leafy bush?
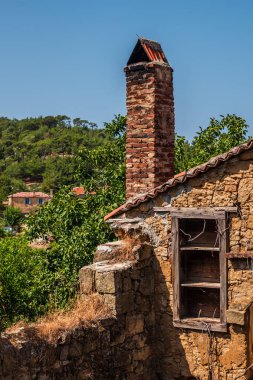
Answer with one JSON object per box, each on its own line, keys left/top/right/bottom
{"left": 3, "top": 206, "right": 24, "bottom": 230}
{"left": 0, "top": 238, "right": 53, "bottom": 329}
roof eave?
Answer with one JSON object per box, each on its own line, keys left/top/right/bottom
{"left": 104, "top": 138, "right": 253, "bottom": 221}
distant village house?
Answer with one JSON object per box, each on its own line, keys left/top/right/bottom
{"left": 6, "top": 192, "right": 52, "bottom": 214}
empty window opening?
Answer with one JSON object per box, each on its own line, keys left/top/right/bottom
{"left": 172, "top": 211, "right": 227, "bottom": 332}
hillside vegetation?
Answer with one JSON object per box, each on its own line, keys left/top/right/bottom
{"left": 0, "top": 115, "right": 108, "bottom": 201}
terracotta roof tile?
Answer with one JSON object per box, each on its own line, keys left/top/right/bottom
{"left": 8, "top": 192, "right": 51, "bottom": 198}
{"left": 72, "top": 187, "right": 85, "bottom": 196}
{"left": 127, "top": 37, "right": 168, "bottom": 65}
{"left": 140, "top": 38, "right": 168, "bottom": 63}
{"left": 104, "top": 139, "right": 253, "bottom": 221}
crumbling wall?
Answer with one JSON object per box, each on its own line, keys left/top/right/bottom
{"left": 79, "top": 239, "right": 156, "bottom": 379}
{"left": 0, "top": 240, "right": 157, "bottom": 380}
{"left": 118, "top": 152, "right": 253, "bottom": 379}
{"left": 0, "top": 320, "right": 117, "bottom": 380}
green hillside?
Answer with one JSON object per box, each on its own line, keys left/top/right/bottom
{"left": 0, "top": 115, "right": 108, "bottom": 201}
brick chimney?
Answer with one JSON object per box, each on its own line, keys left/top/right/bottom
{"left": 125, "top": 38, "right": 175, "bottom": 199}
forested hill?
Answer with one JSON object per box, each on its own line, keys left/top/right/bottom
{"left": 0, "top": 113, "right": 249, "bottom": 204}
{"left": 0, "top": 115, "right": 109, "bottom": 201}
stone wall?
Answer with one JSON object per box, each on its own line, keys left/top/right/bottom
{"left": 0, "top": 240, "right": 157, "bottom": 380}
{"left": 0, "top": 320, "right": 117, "bottom": 380}
{"left": 79, "top": 239, "right": 156, "bottom": 379}
{"left": 115, "top": 151, "right": 253, "bottom": 379}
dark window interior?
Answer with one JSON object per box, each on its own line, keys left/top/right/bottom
{"left": 178, "top": 218, "right": 221, "bottom": 321}
{"left": 181, "top": 251, "right": 220, "bottom": 283}
{"left": 181, "top": 288, "right": 220, "bottom": 319}
{"left": 179, "top": 219, "right": 218, "bottom": 248}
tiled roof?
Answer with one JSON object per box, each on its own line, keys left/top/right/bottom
{"left": 8, "top": 192, "right": 51, "bottom": 198}
{"left": 104, "top": 139, "right": 253, "bottom": 221}
{"left": 72, "top": 187, "right": 96, "bottom": 196}
{"left": 127, "top": 37, "right": 168, "bottom": 65}
{"left": 139, "top": 38, "right": 168, "bottom": 63}
{"left": 72, "top": 187, "right": 85, "bottom": 196}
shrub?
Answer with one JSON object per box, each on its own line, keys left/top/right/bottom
{"left": 0, "top": 237, "right": 53, "bottom": 329}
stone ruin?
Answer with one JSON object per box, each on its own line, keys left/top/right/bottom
{"left": 1, "top": 38, "right": 253, "bottom": 380}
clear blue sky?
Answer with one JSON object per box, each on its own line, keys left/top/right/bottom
{"left": 0, "top": 0, "right": 253, "bottom": 139}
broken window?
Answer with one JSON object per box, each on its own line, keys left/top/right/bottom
{"left": 172, "top": 209, "right": 227, "bottom": 332}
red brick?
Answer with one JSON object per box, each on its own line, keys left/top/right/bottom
{"left": 125, "top": 61, "right": 174, "bottom": 199}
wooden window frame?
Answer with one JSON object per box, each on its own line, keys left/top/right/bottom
{"left": 172, "top": 209, "right": 227, "bottom": 332}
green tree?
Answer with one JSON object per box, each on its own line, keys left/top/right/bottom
{"left": 3, "top": 206, "right": 24, "bottom": 230}
{"left": 175, "top": 114, "right": 250, "bottom": 173}
{"left": 0, "top": 237, "right": 53, "bottom": 329}
{"left": 26, "top": 188, "right": 115, "bottom": 307}
{"left": 0, "top": 115, "right": 107, "bottom": 197}
{"left": 26, "top": 115, "right": 127, "bottom": 308}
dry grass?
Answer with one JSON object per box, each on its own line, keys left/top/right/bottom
{"left": 6, "top": 293, "right": 112, "bottom": 343}
{"left": 111, "top": 236, "right": 139, "bottom": 262}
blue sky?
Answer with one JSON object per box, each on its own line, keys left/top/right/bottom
{"left": 0, "top": 0, "right": 253, "bottom": 139}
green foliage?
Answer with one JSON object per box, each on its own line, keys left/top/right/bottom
{"left": 175, "top": 114, "right": 250, "bottom": 173}
{"left": 0, "top": 237, "right": 53, "bottom": 329}
{"left": 0, "top": 115, "right": 108, "bottom": 198}
{"left": 76, "top": 114, "right": 126, "bottom": 198}
{"left": 23, "top": 115, "right": 126, "bottom": 316}
{"left": 3, "top": 206, "right": 24, "bottom": 229}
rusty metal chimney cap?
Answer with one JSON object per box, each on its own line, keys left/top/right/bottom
{"left": 127, "top": 37, "right": 169, "bottom": 66}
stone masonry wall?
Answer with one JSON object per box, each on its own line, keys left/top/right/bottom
{"left": 79, "top": 239, "right": 156, "bottom": 379}
{"left": 0, "top": 320, "right": 119, "bottom": 380}
{"left": 125, "top": 62, "right": 174, "bottom": 199}
{"left": 0, "top": 240, "right": 157, "bottom": 380}
{"left": 115, "top": 151, "right": 253, "bottom": 379}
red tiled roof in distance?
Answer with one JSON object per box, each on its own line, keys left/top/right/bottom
{"left": 127, "top": 37, "right": 168, "bottom": 65}
{"left": 72, "top": 187, "right": 85, "bottom": 196}
{"left": 104, "top": 139, "right": 253, "bottom": 221}
{"left": 72, "top": 187, "right": 97, "bottom": 196}
{"left": 8, "top": 192, "right": 51, "bottom": 199}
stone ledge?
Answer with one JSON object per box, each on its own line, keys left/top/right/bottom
{"left": 226, "top": 309, "right": 246, "bottom": 326}
{"left": 226, "top": 300, "right": 253, "bottom": 325}
{"left": 80, "top": 261, "right": 134, "bottom": 296}
{"left": 226, "top": 251, "right": 253, "bottom": 258}
{"left": 94, "top": 241, "right": 124, "bottom": 263}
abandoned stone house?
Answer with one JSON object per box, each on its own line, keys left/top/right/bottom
{"left": 80, "top": 38, "right": 253, "bottom": 379}
{"left": 1, "top": 38, "right": 253, "bottom": 380}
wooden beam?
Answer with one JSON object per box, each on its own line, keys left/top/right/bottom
{"left": 218, "top": 218, "right": 227, "bottom": 327}
{"left": 154, "top": 206, "right": 238, "bottom": 213}
{"left": 170, "top": 209, "right": 225, "bottom": 219}
{"left": 180, "top": 282, "right": 220, "bottom": 289}
{"left": 180, "top": 246, "right": 219, "bottom": 251}
{"left": 105, "top": 218, "right": 142, "bottom": 224}
{"left": 172, "top": 217, "right": 180, "bottom": 322}
{"left": 173, "top": 319, "right": 227, "bottom": 332}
